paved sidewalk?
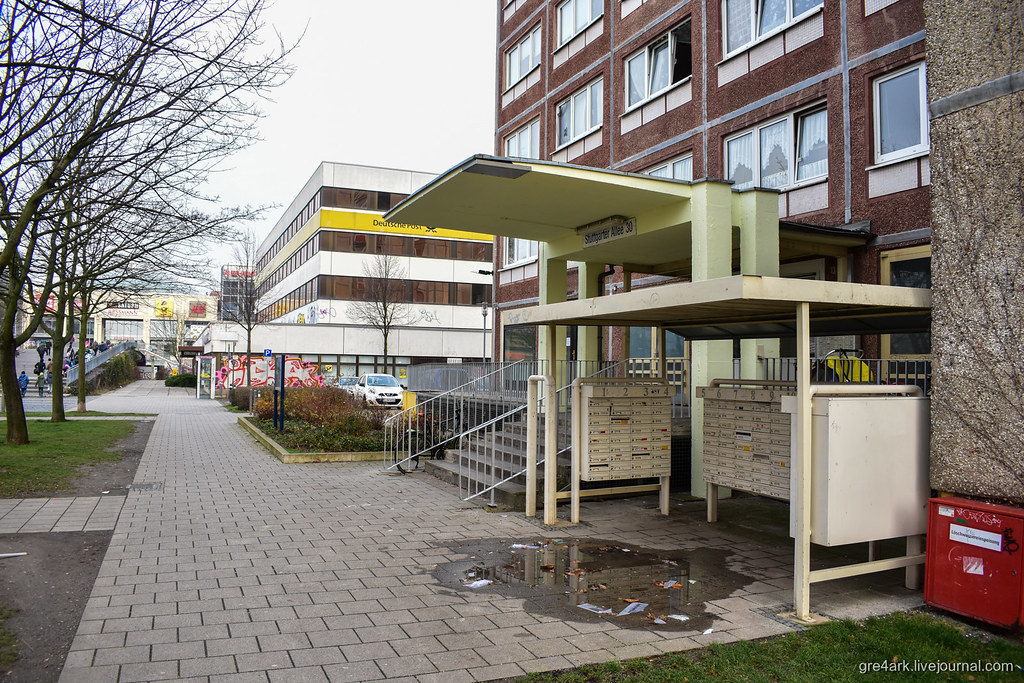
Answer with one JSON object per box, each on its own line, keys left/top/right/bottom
{"left": 56, "top": 380, "right": 922, "bottom": 682}
{"left": 0, "top": 496, "right": 126, "bottom": 533}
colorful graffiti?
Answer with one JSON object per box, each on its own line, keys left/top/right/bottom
{"left": 215, "top": 355, "right": 324, "bottom": 389}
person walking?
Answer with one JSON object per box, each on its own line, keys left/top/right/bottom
{"left": 18, "top": 371, "right": 29, "bottom": 397}
{"left": 35, "top": 371, "right": 46, "bottom": 397}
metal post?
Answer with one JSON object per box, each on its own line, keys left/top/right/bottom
{"left": 571, "top": 378, "right": 581, "bottom": 524}
{"left": 545, "top": 325, "right": 558, "bottom": 525}
{"left": 794, "top": 302, "right": 812, "bottom": 621}
{"left": 526, "top": 376, "right": 542, "bottom": 518}
{"left": 481, "top": 304, "right": 489, "bottom": 361}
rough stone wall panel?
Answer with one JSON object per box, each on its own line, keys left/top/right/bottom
{"left": 929, "top": 92, "right": 1024, "bottom": 503}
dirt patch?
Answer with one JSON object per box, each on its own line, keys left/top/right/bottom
{"left": 0, "top": 420, "right": 151, "bottom": 682}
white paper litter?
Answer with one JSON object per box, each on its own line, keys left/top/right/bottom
{"left": 578, "top": 603, "right": 613, "bottom": 614}
{"left": 703, "top": 628, "right": 713, "bottom": 635}
{"left": 464, "top": 579, "right": 492, "bottom": 588}
{"left": 688, "top": 579, "right": 696, "bottom": 584}
{"left": 617, "top": 601, "right": 648, "bottom": 616}
{"left": 653, "top": 618, "right": 666, "bottom": 624}
{"left": 667, "top": 614, "right": 690, "bottom": 622}
{"left": 662, "top": 580, "right": 677, "bottom": 588}
{"left": 510, "top": 544, "right": 541, "bottom": 549}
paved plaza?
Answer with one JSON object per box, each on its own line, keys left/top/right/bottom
{"left": 3, "top": 381, "right": 922, "bottom": 681}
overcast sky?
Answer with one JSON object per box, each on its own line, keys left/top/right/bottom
{"left": 202, "top": 0, "right": 498, "bottom": 284}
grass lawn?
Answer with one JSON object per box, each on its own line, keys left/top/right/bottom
{"left": 522, "top": 611, "right": 1024, "bottom": 681}
{"left": 0, "top": 606, "right": 16, "bottom": 668}
{"left": 0, "top": 419, "right": 137, "bottom": 497}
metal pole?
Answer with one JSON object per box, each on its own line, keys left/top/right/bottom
{"left": 481, "top": 304, "right": 488, "bottom": 361}
{"left": 571, "top": 378, "right": 581, "bottom": 524}
{"left": 526, "top": 376, "right": 541, "bottom": 518}
{"left": 794, "top": 302, "right": 812, "bottom": 621}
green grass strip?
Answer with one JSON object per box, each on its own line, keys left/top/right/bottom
{"left": 0, "top": 606, "right": 16, "bottom": 667}
{"left": 0, "top": 419, "right": 137, "bottom": 497}
{"left": 522, "top": 612, "right": 1024, "bottom": 682}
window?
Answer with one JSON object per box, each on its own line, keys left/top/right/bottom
{"left": 880, "top": 245, "right": 931, "bottom": 357}
{"left": 506, "top": 26, "right": 541, "bottom": 88}
{"left": 873, "top": 63, "right": 928, "bottom": 164}
{"left": 556, "top": 79, "right": 603, "bottom": 146}
{"left": 505, "top": 119, "right": 541, "bottom": 159}
{"left": 626, "top": 21, "right": 692, "bottom": 109}
{"left": 647, "top": 154, "right": 693, "bottom": 181}
{"left": 557, "top": 0, "right": 603, "bottom": 46}
{"left": 723, "top": 0, "right": 823, "bottom": 55}
{"left": 725, "top": 106, "right": 827, "bottom": 190}
{"left": 504, "top": 238, "right": 538, "bottom": 267}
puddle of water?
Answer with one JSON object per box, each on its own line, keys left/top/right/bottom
{"left": 433, "top": 538, "right": 751, "bottom": 630}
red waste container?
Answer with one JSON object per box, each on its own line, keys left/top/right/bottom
{"left": 925, "top": 496, "right": 1024, "bottom": 628}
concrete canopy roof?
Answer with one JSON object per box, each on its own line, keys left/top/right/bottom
{"left": 386, "top": 155, "right": 693, "bottom": 267}
{"left": 385, "top": 155, "right": 869, "bottom": 271}
{"left": 501, "top": 275, "right": 932, "bottom": 340}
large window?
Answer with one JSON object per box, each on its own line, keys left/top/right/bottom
{"left": 149, "top": 320, "right": 178, "bottom": 339}
{"left": 725, "top": 106, "right": 827, "bottom": 190}
{"left": 723, "top": 0, "right": 823, "bottom": 56}
{"left": 506, "top": 26, "right": 541, "bottom": 88}
{"left": 873, "top": 63, "right": 928, "bottom": 164}
{"left": 558, "top": 0, "right": 603, "bottom": 46}
{"left": 103, "top": 319, "right": 143, "bottom": 341}
{"left": 505, "top": 120, "right": 541, "bottom": 159}
{"left": 880, "top": 245, "right": 931, "bottom": 356}
{"left": 647, "top": 154, "right": 693, "bottom": 181}
{"left": 626, "top": 21, "right": 692, "bottom": 109}
{"left": 504, "top": 238, "right": 538, "bottom": 267}
{"left": 556, "top": 79, "right": 603, "bottom": 147}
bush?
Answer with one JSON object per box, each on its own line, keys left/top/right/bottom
{"left": 228, "top": 387, "right": 253, "bottom": 411}
{"left": 250, "top": 386, "right": 389, "bottom": 452}
{"left": 164, "top": 373, "right": 196, "bottom": 388}
{"left": 85, "top": 351, "right": 140, "bottom": 393}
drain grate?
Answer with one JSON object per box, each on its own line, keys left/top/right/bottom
{"left": 127, "top": 482, "right": 164, "bottom": 492}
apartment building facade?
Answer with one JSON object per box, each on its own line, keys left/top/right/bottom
{"left": 495, "top": 0, "right": 930, "bottom": 360}
{"left": 251, "top": 162, "right": 494, "bottom": 383}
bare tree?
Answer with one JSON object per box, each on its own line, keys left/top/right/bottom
{"left": 0, "top": 1, "right": 293, "bottom": 443}
{"left": 221, "top": 229, "right": 267, "bottom": 389}
{"left": 348, "top": 253, "right": 418, "bottom": 372}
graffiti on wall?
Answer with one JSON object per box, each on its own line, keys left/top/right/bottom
{"left": 215, "top": 355, "right": 324, "bottom": 389}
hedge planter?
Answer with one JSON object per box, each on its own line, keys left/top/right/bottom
{"left": 238, "top": 416, "right": 386, "bottom": 464}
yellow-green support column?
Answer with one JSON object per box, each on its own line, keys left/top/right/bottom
{"left": 736, "top": 189, "right": 781, "bottom": 379}
{"left": 690, "top": 181, "right": 734, "bottom": 498}
{"left": 577, "top": 262, "right": 603, "bottom": 368}
{"left": 538, "top": 249, "right": 568, "bottom": 379}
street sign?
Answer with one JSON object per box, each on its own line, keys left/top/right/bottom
{"left": 263, "top": 348, "right": 272, "bottom": 358}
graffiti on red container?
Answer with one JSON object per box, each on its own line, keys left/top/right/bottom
{"left": 215, "top": 355, "right": 323, "bottom": 389}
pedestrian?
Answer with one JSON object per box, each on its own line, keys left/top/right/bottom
{"left": 36, "top": 342, "right": 45, "bottom": 363}
{"left": 35, "top": 371, "right": 45, "bottom": 397}
{"left": 18, "top": 371, "right": 29, "bottom": 397}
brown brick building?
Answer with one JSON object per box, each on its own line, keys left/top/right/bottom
{"left": 494, "top": 0, "right": 931, "bottom": 361}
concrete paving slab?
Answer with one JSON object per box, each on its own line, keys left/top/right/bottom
{"left": 50, "top": 380, "right": 924, "bottom": 682}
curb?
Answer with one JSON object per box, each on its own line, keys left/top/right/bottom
{"left": 237, "top": 416, "right": 385, "bottom": 464}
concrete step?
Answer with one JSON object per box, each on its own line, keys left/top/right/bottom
{"left": 423, "top": 458, "right": 530, "bottom": 510}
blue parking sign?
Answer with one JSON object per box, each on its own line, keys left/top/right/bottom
{"left": 263, "top": 348, "right": 272, "bottom": 358}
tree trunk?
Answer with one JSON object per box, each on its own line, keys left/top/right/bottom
{"left": 0, "top": 336, "right": 30, "bottom": 444}
{"left": 76, "top": 310, "right": 89, "bottom": 412}
{"left": 50, "top": 346, "right": 67, "bottom": 421}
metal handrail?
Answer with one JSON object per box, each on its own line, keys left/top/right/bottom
{"left": 384, "top": 361, "right": 530, "bottom": 472}
{"left": 63, "top": 341, "right": 138, "bottom": 385}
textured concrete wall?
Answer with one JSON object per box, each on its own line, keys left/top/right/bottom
{"left": 926, "top": 1, "right": 1024, "bottom": 502}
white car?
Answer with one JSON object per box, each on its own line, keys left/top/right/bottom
{"left": 353, "top": 373, "right": 404, "bottom": 408}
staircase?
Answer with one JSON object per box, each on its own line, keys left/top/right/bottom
{"left": 423, "top": 412, "right": 572, "bottom": 509}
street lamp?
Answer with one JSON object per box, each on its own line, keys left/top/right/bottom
{"left": 481, "top": 303, "right": 489, "bottom": 362}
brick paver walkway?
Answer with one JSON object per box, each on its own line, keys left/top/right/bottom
{"left": 54, "top": 380, "right": 921, "bottom": 682}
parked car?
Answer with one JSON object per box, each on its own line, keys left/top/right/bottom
{"left": 353, "top": 373, "right": 403, "bottom": 408}
{"left": 336, "top": 376, "right": 359, "bottom": 394}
